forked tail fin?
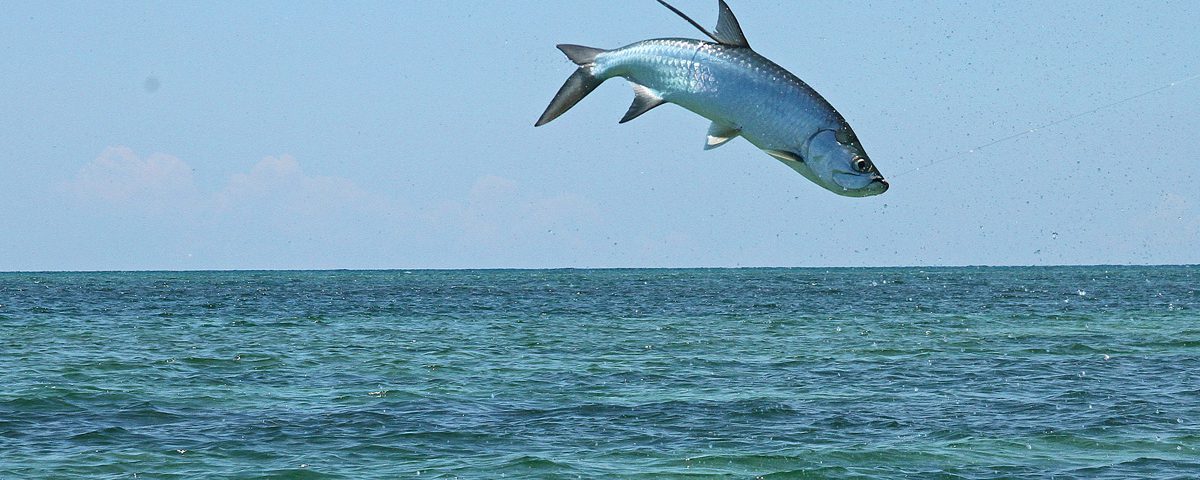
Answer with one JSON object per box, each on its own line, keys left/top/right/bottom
{"left": 535, "top": 44, "right": 609, "bottom": 126}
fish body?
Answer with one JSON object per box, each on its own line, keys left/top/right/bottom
{"left": 536, "top": 1, "right": 887, "bottom": 197}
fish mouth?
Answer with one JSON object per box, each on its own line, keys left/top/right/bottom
{"left": 873, "top": 177, "right": 889, "bottom": 194}
{"left": 833, "top": 173, "right": 889, "bottom": 197}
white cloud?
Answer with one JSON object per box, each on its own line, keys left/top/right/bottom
{"left": 214, "top": 154, "right": 382, "bottom": 217}
{"left": 64, "top": 146, "right": 200, "bottom": 213}
{"left": 54, "top": 147, "right": 617, "bottom": 268}
{"left": 65, "top": 148, "right": 389, "bottom": 221}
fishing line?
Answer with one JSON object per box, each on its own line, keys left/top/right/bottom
{"left": 891, "top": 72, "right": 1200, "bottom": 179}
{"left": 654, "top": 0, "right": 722, "bottom": 44}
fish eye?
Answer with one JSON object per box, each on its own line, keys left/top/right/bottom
{"left": 852, "top": 157, "right": 871, "bottom": 173}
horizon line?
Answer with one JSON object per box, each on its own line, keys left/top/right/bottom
{"left": 2, "top": 263, "right": 1197, "bottom": 274}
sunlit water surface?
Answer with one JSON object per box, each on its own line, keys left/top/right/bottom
{"left": 1, "top": 267, "right": 1197, "bottom": 478}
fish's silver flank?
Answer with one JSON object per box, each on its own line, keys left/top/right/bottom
{"left": 536, "top": 0, "right": 887, "bottom": 197}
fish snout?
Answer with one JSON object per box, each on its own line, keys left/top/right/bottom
{"left": 872, "top": 175, "right": 889, "bottom": 193}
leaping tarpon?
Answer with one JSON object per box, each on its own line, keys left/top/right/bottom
{"left": 535, "top": 0, "right": 888, "bottom": 197}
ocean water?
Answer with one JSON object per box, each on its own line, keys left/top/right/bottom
{"left": 0, "top": 267, "right": 1197, "bottom": 479}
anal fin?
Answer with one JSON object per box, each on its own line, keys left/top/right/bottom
{"left": 619, "top": 84, "right": 666, "bottom": 124}
{"left": 705, "top": 121, "right": 740, "bottom": 150}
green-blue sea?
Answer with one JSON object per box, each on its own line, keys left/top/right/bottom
{"left": 1, "top": 267, "right": 1197, "bottom": 479}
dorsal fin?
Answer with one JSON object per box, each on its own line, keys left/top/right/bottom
{"left": 713, "top": 0, "right": 749, "bottom": 48}
{"left": 656, "top": 0, "right": 750, "bottom": 48}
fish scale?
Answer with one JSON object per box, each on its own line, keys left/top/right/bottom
{"left": 597, "top": 38, "right": 832, "bottom": 146}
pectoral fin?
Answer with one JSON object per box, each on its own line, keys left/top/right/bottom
{"left": 619, "top": 84, "right": 666, "bottom": 124}
{"left": 764, "top": 148, "right": 805, "bottom": 164}
{"left": 705, "top": 122, "right": 740, "bottom": 150}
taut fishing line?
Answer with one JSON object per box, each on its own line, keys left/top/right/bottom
{"left": 891, "top": 72, "right": 1200, "bottom": 179}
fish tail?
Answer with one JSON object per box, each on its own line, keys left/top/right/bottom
{"left": 535, "top": 44, "right": 609, "bottom": 126}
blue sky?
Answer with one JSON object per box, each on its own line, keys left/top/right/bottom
{"left": 2, "top": 1, "right": 1197, "bottom": 270}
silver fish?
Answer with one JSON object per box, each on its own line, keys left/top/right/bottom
{"left": 536, "top": 0, "right": 887, "bottom": 197}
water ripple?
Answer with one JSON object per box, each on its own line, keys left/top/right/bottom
{"left": 1, "top": 267, "right": 1197, "bottom": 478}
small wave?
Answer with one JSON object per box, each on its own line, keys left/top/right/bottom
{"left": 68, "top": 425, "right": 145, "bottom": 444}
{"left": 1, "top": 394, "right": 88, "bottom": 413}
{"left": 113, "top": 401, "right": 186, "bottom": 426}
{"left": 1066, "top": 457, "right": 1200, "bottom": 477}
{"left": 496, "top": 454, "right": 575, "bottom": 470}
{"left": 254, "top": 467, "right": 346, "bottom": 480}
